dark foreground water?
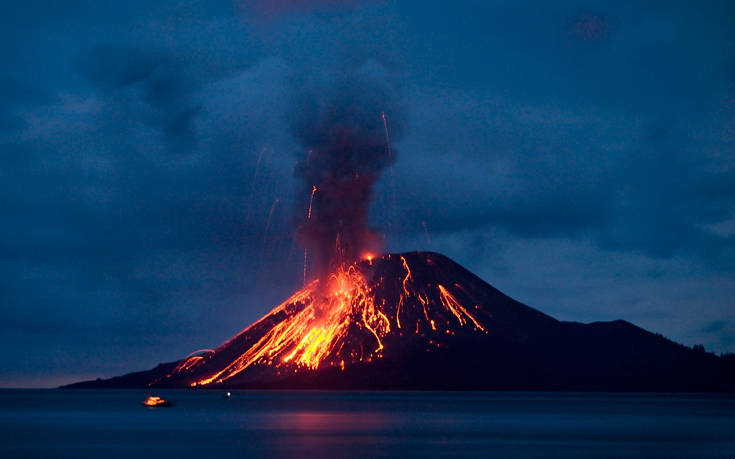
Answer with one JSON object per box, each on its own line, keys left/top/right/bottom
{"left": 1, "top": 390, "right": 734, "bottom": 458}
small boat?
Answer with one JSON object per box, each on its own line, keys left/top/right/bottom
{"left": 142, "top": 396, "right": 172, "bottom": 407}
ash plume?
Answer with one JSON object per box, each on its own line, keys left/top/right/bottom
{"left": 291, "top": 66, "right": 404, "bottom": 275}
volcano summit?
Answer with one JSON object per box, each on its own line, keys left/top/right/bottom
{"left": 68, "top": 251, "right": 735, "bottom": 391}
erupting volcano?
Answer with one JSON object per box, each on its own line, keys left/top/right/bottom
{"left": 148, "top": 251, "right": 490, "bottom": 388}
{"left": 66, "top": 73, "right": 735, "bottom": 392}
{"left": 69, "top": 251, "right": 735, "bottom": 391}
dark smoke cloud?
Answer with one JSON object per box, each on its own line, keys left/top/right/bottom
{"left": 290, "top": 64, "right": 404, "bottom": 274}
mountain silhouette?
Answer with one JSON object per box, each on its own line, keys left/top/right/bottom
{"left": 65, "top": 252, "right": 735, "bottom": 391}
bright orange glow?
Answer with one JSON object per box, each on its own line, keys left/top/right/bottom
{"left": 437, "top": 284, "right": 485, "bottom": 331}
{"left": 394, "top": 256, "right": 413, "bottom": 329}
{"left": 174, "top": 355, "right": 203, "bottom": 372}
{"left": 142, "top": 396, "right": 168, "bottom": 407}
{"left": 179, "top": 254, "right": 491, "bottom": 388}
{"left": 194, "top": 265, "right": 390, "bottom": 386}
{"left": 307, "top": 185, "right": 317, "bottom": 220}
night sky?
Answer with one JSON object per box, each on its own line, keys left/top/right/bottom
{"left": 2, "top": 1, "right": 734, "bottom": 388}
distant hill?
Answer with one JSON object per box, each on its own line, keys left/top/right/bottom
{"left": 65, "top": 252, "right": 735, "bottom": 391}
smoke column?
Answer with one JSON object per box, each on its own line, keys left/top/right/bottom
{"left": 290, "top": 68, "right": 403, "bottom": 275}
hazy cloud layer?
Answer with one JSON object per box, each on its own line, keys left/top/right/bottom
{"left": 1, "top": 0, "right": 734, "bottom": 386}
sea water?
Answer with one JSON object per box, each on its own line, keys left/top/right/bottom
{"left": 1, "top": 389, "right": 734, "bottom": 458}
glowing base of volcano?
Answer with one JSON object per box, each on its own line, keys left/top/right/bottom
{"left": 158, "top": 252, "right": 488, "bottom": 388}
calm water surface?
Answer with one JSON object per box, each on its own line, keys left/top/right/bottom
{"left": 1, "top": 389, "right": 734, "bottom": 458}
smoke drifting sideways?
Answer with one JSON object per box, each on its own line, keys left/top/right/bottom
{"left": 290, "top": 69, "right": 404, "bottom": 277}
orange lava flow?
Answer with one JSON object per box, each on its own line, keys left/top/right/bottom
{"left": 174, "top": 355, "right": 203, "bottom": 372}
{"left": 437, "top": 284, "right": 485, "bottom": 331}
{"left": 395, "top": 256, "right": 413, "bottom": 329}
{"left": 194, "top": 265, "right": 389, "bottom": 386}
{"left": 184, "top": 256, "right": 491, "bottom": 388}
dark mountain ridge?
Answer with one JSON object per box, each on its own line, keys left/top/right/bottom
{"left": 65, "top": 252, "right": 735, "bottom": 391}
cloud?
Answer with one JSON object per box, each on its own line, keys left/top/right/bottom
{"left": 703, "top": 321, "right": 727, "bottom": 334}
{"left": 0, "top": 50, "right": 302, "bottom": 385}
{"left": 74, "top": 44, "right": 201, "bottom": 152}
{"left": 388, "top": 90, "right": 616, "bottom": 241}
{"left": 0, "top": 75, "right": 54, "bottom": 134}
{"left": 2, "top": 0, "right": 735, "bottom": 386}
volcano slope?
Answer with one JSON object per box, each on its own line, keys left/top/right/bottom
{"left": 67, "top": 252, "right": 735, "bottom": 391}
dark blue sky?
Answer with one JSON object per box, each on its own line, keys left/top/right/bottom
{"left": 2, "top": 0, "right": 734, "bottom": 387}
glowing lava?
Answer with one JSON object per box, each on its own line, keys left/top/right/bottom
{"left": 158, "top": 252, "right": 491, "bottom": 388}
{"left": 190, "top": 265, "right": 388, "bottom": 386}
